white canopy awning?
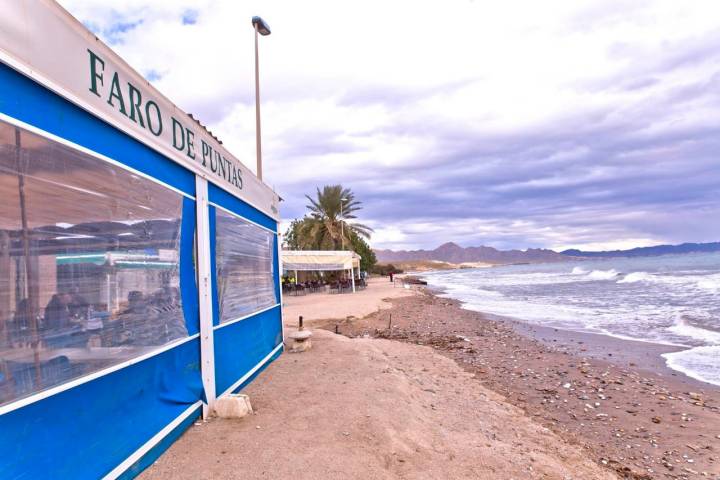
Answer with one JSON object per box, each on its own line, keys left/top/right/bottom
{"left": 282, "top": 250, "right": 361, "bottom": 272}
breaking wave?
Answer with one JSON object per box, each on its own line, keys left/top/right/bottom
{"left": 421, "top": 251, "right": 720, "bottom": 387}
{"left": 668, "top": 315, "right": 720, "bottom": 344}
{"left": 586, "top": 269, "right": 619, "bottom": 280}
{"left": 696, "top": 276, "right": 720, "bottom": 293}
{"left": 617, "top": 271, "right": 652, "bottom": 284}
{"left": 663, "top": 346, "right": 720, "bottom": 386}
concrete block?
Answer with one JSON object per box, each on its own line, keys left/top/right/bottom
{"left": 214, "top": 393, "right": 253, "bottom": 419}
{"left": 286, "top": 337, "right": 312, "bottom": 352}
{"left": 285, "top": 329, "right": 313, "bottom": 353}
{"left": 288, "top": 330, "right": 312, "bottom": 341}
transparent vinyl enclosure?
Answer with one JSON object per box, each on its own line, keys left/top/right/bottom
{"left": 215, "top": 209, "right": 277, "bottom": 324}
{"left": 0, "top": 121, "right": 187, "bottom": 406}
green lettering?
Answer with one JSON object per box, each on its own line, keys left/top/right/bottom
{"left": 219, "top": 155, "right": 227, "bottom": 179}
{"left": 185, "top": 128, "right": 196, "bottom": 159}
{"left": 88, "top": 49, "right": 105, "bottom": 97}
{"left": 201, "top": 140, "right": 211, "bottom": 167}
{"left": 225, "top": 159, "right": 233, "bottom": 182}
{"left": 127, "top": 83, "right": 145, "bottom": 127}
{"left": 171, "top": 117, "right": 185, "bottom": 151}
{"left": 145, "top": 101, "right": 162, "bottom": 136}
{"left": 107, "top": 72, "right": 127, "bottom": 115}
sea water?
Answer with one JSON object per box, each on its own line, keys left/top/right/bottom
{"left": 420, "top": 252, "right": 720, "bottom": 386}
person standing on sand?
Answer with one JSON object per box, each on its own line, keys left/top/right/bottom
{"left": 389, "top": 272, "right": 394, "bottom": 282}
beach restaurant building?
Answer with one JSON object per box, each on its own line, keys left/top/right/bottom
{"left": 0, "top": 2, "right": 283, "bottom": 478}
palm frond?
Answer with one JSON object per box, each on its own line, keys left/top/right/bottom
{"left": 293, "top": 184, "right": 372, "bottom": 250}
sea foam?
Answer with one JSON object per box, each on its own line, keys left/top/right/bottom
{"left": 586, "top": 269, "right": 619, "bottom": 280}
{"left": 421, "top": 252, "right": 720, "bottom": 387}
{"left": 696, "top": 275, "right": 720, "bottom": 293}
{"left": 617, "top": 271, "right": 652, "bottom": 284}
{"left": 668, "top": 316, "right": 720, "bottom": 344}
{"left": 663, "top": 346, "right": 720, "bottom": 386}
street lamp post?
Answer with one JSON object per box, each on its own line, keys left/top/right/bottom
{"left": 252, "top": 16, "right": 271, "bottom": 181}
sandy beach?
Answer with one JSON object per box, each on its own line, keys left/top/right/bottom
{"left": 326, "top": 283, "right": 720, "bottom": 479}
{"left": 137, "top": 277, "right": 720, "bottom": 480}
{"left": 140, "top": 277, "right": 622, "bottom": 479}
{"left": 282, "top": 277, "right": 416, "bottom": 326}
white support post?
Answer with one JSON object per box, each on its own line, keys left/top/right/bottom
{"left": 351, "top": 267, "right": 356, "bottom": 293}
{"left": 277, "top": 232, "right": 285, "bottom": 346}
{"left": 195, "top": 177, "right": 216, "bottom": 419}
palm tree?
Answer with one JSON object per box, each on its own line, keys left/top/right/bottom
{"left": 299, "top": 185, "right": 372, "bottom": 250}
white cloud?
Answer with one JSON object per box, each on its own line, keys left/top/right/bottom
{"left": 59, "top": 0, "right": 720, "bottom": 251}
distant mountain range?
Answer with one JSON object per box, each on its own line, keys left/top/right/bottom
{"left": 375, "top": 241, "right": 720, "bottom": 265}
{"left": 374, "top": 242, "right": 569, "bottom": 265}
{"left": 560, "top": 242, "right": 720, "bottom": 258}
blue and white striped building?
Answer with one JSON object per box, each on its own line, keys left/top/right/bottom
{"left": 0, "top": 1, "right": 283, "bottom": 477}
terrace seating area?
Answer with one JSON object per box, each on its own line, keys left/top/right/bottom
{"left": 283, "top": 277, "right": 367, "bottom": 296}
{"left": 281, "top": 250, "right": 364, "bottom": 294}
{"left": 328, "top": 277, "right": 367, "bottom": 294}
{"left": 283, "top": 280, "right": 326, "bottom": 296}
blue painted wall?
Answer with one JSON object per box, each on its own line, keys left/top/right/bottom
{"left": 214, "top": 306, "right": 283, "bottom": 396}
{"left": 0, "top": 62, "right": 282, "bottom": 478}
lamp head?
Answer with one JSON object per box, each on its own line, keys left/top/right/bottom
{"left": 252, "top": 16, "right": 271, "bottom": 35}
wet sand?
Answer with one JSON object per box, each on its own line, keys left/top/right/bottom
{"left": 322, "top": 290, "right": 720, "bottom": 479}
{"left": 504, "top": 319, "right": 691, "bottom": 383}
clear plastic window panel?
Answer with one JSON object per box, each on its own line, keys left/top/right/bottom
{"left": 0, "top": 120, "right": 187, "bottom": 407}
{"left": 215, "top": 209, "right": 277, "bottom": 324}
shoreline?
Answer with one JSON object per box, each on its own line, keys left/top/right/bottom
{"left": 422, "top": 283, "right": 715, "bottom": 391}
{"left": 495, "top": 315, "right": 700, "bottom": 386}
{"left": 140, "top": 278, "right": 618, "bottom": 480}
{"left": 323, "top": 286, "right": 720, "bottom": 479}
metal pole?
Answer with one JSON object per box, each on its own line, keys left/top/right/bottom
{"left": 254, "top": 23, "right": 263, "bottom": 181}
{"left": 340, "top": 202, "right": 344, "bottom": 250}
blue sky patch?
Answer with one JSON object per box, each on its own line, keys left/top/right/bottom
{"left": 182, "top": 10, "right": 199, "bottom": 25}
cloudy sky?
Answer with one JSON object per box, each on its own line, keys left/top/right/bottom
{"left": 60, "top": 0, "right": 720, "bottom": 251}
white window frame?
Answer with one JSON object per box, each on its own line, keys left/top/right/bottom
{"left": 211, "top": 203, "right": 279, "bottom": 326}
{"left": 0, "top": 114, "right": 195, "bottom": 414}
